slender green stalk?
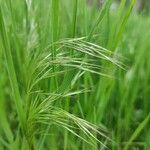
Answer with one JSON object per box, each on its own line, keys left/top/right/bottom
{"left": 72, "top": 0, "right": 78, "bottom": 38}
{"left": 64, "top": 1, "right": 78, "bottom": 149}
{"left": 113, "top": 0, "right": 136, "bottom": 49}
{"left": 0, "top": 5, "right": 25, "bottom": 132}
{"left": 124, "top": 113, "right": 150, "bottom": 150}
{"left": 52, "top": 0, "right": 59, "bottom": 58}
{"left": 51, "top": 0, "right": 59, "bottom": 90}
{"left": 87, "top": 0, "right": 112, "bottom": 40}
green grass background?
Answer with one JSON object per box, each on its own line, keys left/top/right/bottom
{"left": 0, "top": 0, "right": 150, "bottom": 149}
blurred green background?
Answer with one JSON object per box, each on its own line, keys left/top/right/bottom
{"left": 0, "top": 0, "right": 150, "bottom": 149}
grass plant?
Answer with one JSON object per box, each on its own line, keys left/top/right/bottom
{"left": 0, "top": 0, "right": 150, "bottom": 149}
